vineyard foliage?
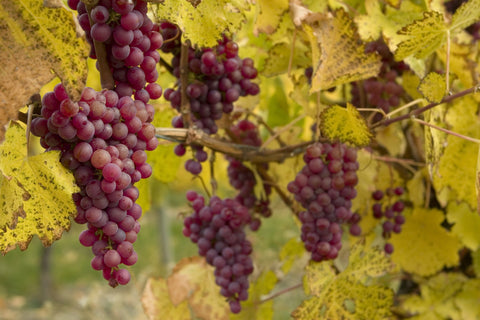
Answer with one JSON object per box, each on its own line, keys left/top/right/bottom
{"left": 1, "top": 0, "right": 480, "bottom": 319}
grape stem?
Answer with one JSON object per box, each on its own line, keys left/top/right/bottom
{"left": 259, "top": 282, "right": 303, "bottom": 304}
{"left": 209, "top": 151, "right": 218, "bottom": 196}
{"left": 156, "top": 127, "right": 315, "bottom": 163}
{"left": 412, "top": 118, "right": 480, "bottom": 144}
{"left": 371, "top": 85, "right": 480, "bottom": 129}
{"left": 256, "top": 165, "right": 295, "bottom": 212}
{"left": 179, "top": 41, "right": 192, "bottom": 128}
{"left": 260, "top": 114, "right": 305, "bottom": 150}
{"left": 235, "top": 107, "right": 287, "bottom": 147}
{"left": 84, "top": 2, "right": 114, "bottom": 90}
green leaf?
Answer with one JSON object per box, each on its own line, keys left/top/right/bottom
{"left": 395, "top": 11, "right": 447, "bottom": 60}
{"left": 0, "top": 121, "right": 79, "bottom": 254}
{"left": 390, "top": 207, "right": 462, "bottom": 276}
{"left": 418, "top": 72, "right": 446, "bottom": 103}
{"left": 152, "top": 0, "right": 247, "bottom": 47}
{"left": 279, "top": 237, "right": 306, "bottom": 274}
{"left": 304, "top": 8, "right": 381, "bottom": 91}
{"left": 450, "top": 0, "right": 480, "bottom": 32}
{"left": 320, "top": 103, "right": 373, "bottom": 147}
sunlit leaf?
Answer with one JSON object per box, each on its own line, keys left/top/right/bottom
{"left": 450, "top": 0, "right": 480, "bottom": 32}
{"left": 455, "top": 278, "right": 480, "bottom": 320}
{"left": 167, "top": 256, "right": 230, "bottom": 320}
{"left": 141, "top": 278, "right": 191, "bottom": 320}
{"left": 0, "top": 121, "right": 78, "bottom": 254}
{"left": 254, "top": 0, "right": 289, "bottom": 35}
{"left": 390, "top": 207, "right": 462, "bottom": 276}
{"left": 152, "top": 0, "right": 247, "bottom": 47}
{"left": 401, "top": 273, "right": 466, "bottom": 320}
{"left": 431, "top": 96, "right": 480, "bottom": 209}
{"left": 446, "top": 202, "right": 480, "bottom": 251}
{"left": 320, "top": 103, "right": 373, "bottom": 147}
{"left": 304, "top": 9, "right": 381, "bottom": 91}
{"left": 395, "top": 11, "right": 447, "bottom": 60}
{"left": 418, "top": 72, "right": 446, "bottom": 103}
{"left": 293, "top": 242, "right": 394, "bottom": 319}
{"left": 0, "top": 1, "right": 88, "bottom": 140}
{"left": 262, "top": 42, "right": 311, "bottom": 77}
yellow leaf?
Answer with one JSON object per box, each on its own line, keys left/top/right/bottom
{"left": 320, "top": 103, "right": 372, "bottom": 147}
{"left": 135, "top": 177, "right": 151, "bottom": 215}
{"left": 355, "top": 0, "right": 421, "bottom": 41}
{"left": 0, "top": 121, "right": 78, "bottom": 254}
{"left": 141, "top": 278, "right": 191, "bottom": 320}
{"left": 262, "top": 42, "right": 311, "bottom": 77}
{"left": 450, "top": 0, "right": 480, "bottom": 32}
{"left": 0, "top": 1, "right": 88, "bottom": 105}
{"left": 418, "top": 72, "right": 446, "bottom": 103}
{"left": 446, "top": 202, "right": 480, "bottom": 251}
{"left": 395, "top": 11, "right": 447, "bottom": 60}
{"left": 375, "top": 122, "right": 407, "bottom": 157}
{"left": 342, "top": 241, "right": 395, "bottom": 282}
{"left": 152, "top": 0, "right": 246, "bottom": 47}
{"left": 166, "top": 256, "right": 230, "bottom": 320}
{"left": 401, "top": 272, "right": 466, "bottom": 320}
{"left": 406, "top": 169, "right": 426, "bottom": 208}
{"left": 431, "top": 96, "right": 480, "bottom": 209}
{"left": 472, "top": 247, "right": 480, "bottom": 277}
{"left": 455, "top": 279, "right": 480, "bottom": 320}
{"left": 305, "top": 9, "right": 381, "bottom": 91}
{"left": 254, "top": 0, "right": 289, "bottom": 35}
{"left": 390, "top": 207, "right": 462, "bottom": 276}
{"left": 279, "top": 237, "right": 306, "bottom": 274}
{"left": 295, "top": 243, "right": 394, "bottom": 319}
{"left": 0, "top": 174, "right": 28, "bottom": 230}
{"left": 437, "top": 42, "right": 476, "bottom": 88}
{"left": 231, "top": 271, "right": 278, "bottom": 320}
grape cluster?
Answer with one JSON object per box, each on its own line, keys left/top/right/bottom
{"left": 371, "top": 187, "right": 406, "bottom": 254}
{"left": 226, "top": 119, "right": 271, "bottom": 230}
{"left": 287, "top": 142, "right": 360, "bottom": 262}
{"left": 159, "top": 22, "right": 260, "bottom": 175}
{"left": 182, "top": 191, "right": 254, "bottom": 314}
{"left": 351, "top": 39, "right": 409, "bottom": 118}
{"left": 68, "top": 0, "right": 163, "bottom": 100}
{"left": 31, "top": 83, "right": 158, "bottom": 286}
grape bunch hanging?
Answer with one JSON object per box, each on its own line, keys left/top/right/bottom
{"left": 288, "top": 142, "right": 360, "bottom": 262}
{"left": 159, "top": 22, "right": 260, "bottom": 175}
{"left": 28, "top": 0, "right": 163, "bottom": 286}
{"left": 183, "top": 192, "right": 255, "bottom": 314}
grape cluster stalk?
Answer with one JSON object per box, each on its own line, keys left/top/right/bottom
{"left": 68, "top": 0, "right": 163, "bottom": 101}
{"left": 183, "top": 191, "right": 254, "bottom": 314}
{"left": 31, "top": 86, "right": 157, "bottom": 285}
{"left": 226, "top": 119, "right": 272, "bottom": 231}
{"left": 287, "top": 142, "right": 360, "bottom": 262}
{"left": 159, "top": 22, "right": 260, "bottom": 175}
